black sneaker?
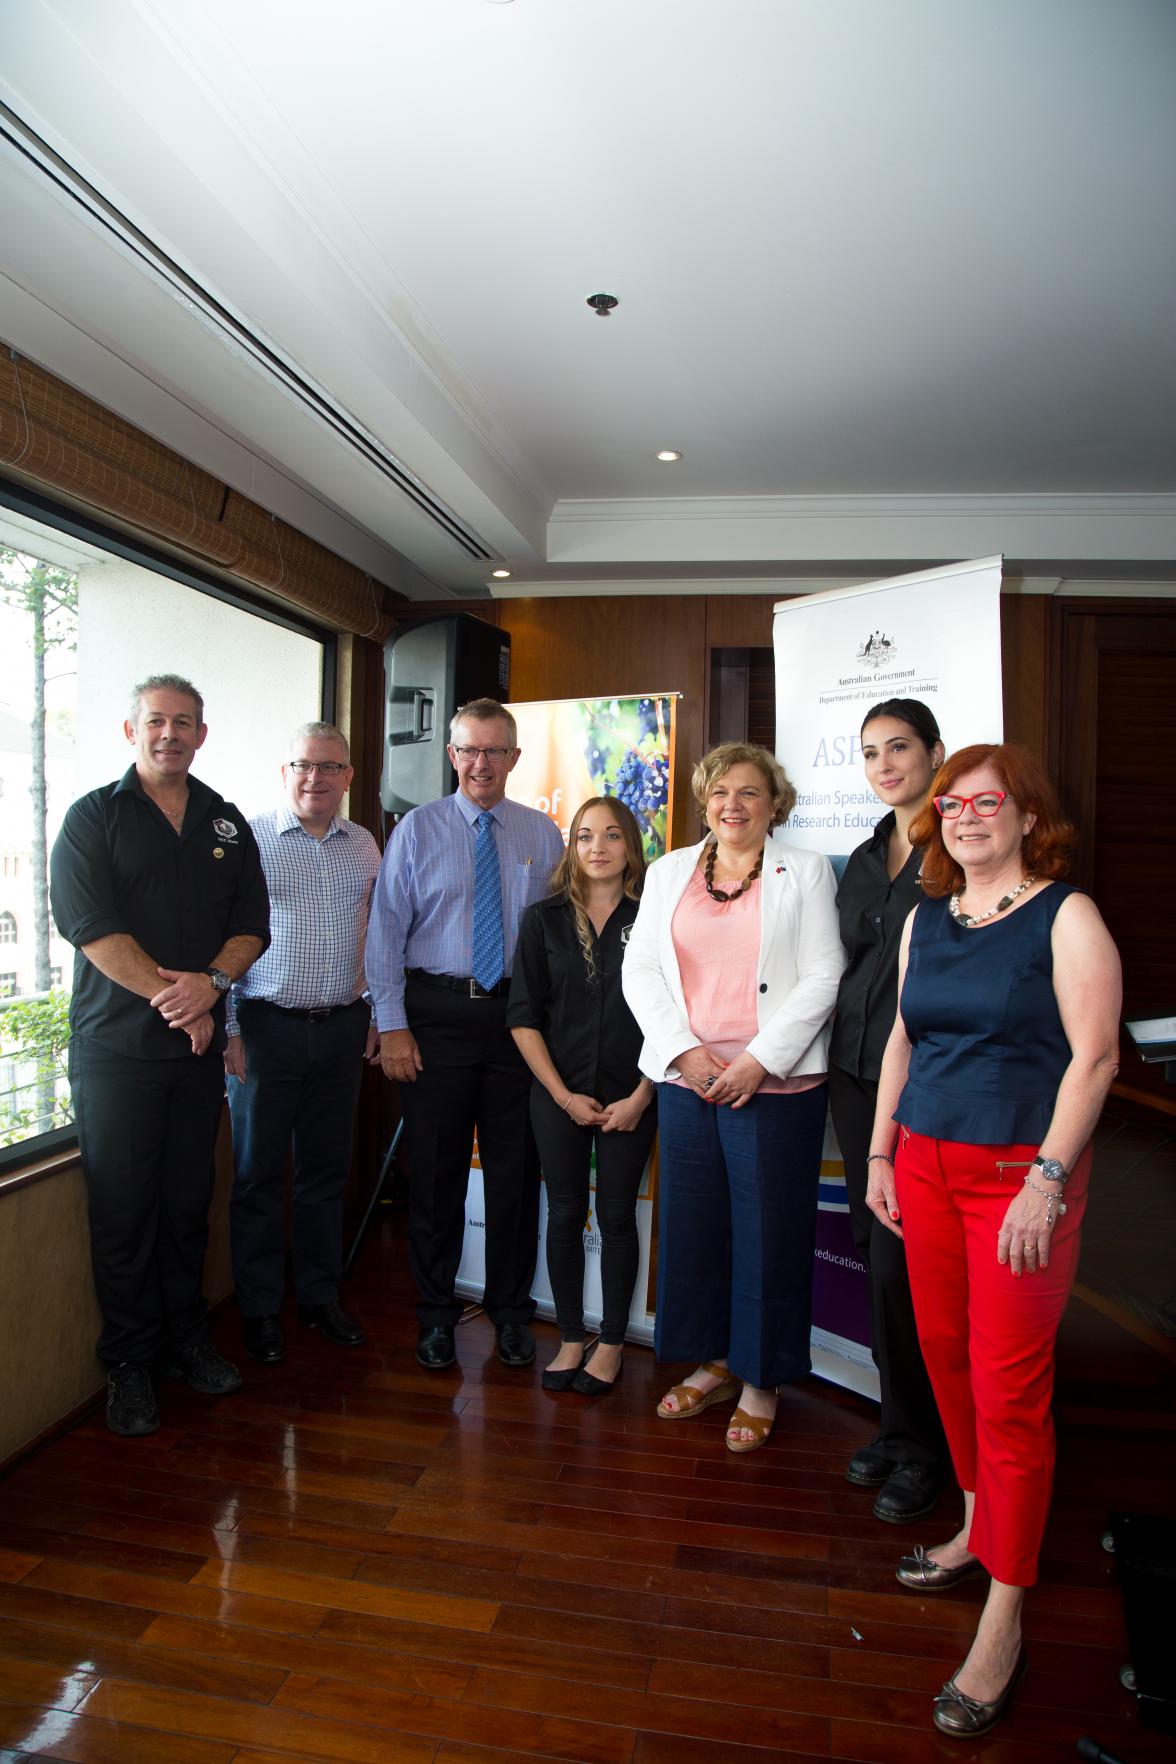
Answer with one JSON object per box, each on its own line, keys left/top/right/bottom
{"left": 106, "top": 1362, "right": 160, "bottom": 1437}
{"left": 158, "top": 1336, "right": 243, "bottom": 1395}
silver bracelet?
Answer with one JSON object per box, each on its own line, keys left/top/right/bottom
{"left": 866, "top": 1152, "right": 894, "bottom": 1167}
{"left": 1024, "top": 1174, "right": 1067, "bottom": 1227}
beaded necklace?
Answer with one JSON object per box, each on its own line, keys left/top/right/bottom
{"left": 704, "top": 841, "right": 764, "bottom": 903}
{"left": 948, "top": 874, "right": 1037, "bottom": 927}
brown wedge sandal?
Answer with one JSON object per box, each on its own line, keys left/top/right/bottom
{"left": 725, "top": 1403, "right": 776, "bottom": 1454}
{"left": 656, "top": 1361, "right": 741, "bottom": 1420}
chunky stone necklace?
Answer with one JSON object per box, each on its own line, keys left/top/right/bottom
{"left": 949, "top": 874, "right": 1037, "bottom": 927}
{"left": 704, "top": 841, "right": 764, "bottom": 902}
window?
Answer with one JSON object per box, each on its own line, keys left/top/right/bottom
{"left": 1, "top": 491, "right": 331, "bottom": 1165}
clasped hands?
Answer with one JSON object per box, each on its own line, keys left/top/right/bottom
{"left": 151, "top": 966, "right": 217, "bottom": 1055}
{"left": 676, "top": 1045, "right": 766, "bottom": 1111}
{"left": 562, "top": 1091, "right": 647, "bottom": 1132}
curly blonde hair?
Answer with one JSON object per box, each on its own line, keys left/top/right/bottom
{"left": 691, "top": 742, "right": 796, "bottom": 829}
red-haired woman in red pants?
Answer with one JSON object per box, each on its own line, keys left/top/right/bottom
{"left": 866, "top": 743, "right": 1121, "bottom": 1739}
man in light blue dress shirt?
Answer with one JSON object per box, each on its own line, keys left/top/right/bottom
{"left": 367, "top": 698, "right": 564, "bottom": 1370}
{"left": 225, "top": 722, "right": 381, "bottom": 1365}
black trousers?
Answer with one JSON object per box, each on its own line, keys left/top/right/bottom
{"left": 69, "top": 1036, "right": 226, "bottom": 1367}
{"left": 400, "top": 975, "right": 540, "bottom": 1328}
{"left": 228, "top": 999, "right": 369, "bottom": 1315}
{"left": 530, "top": 1082, "right": 657, "bottom": 1345}
{"left": 827, "top": 1062, "right": 947, "bottom": 1468}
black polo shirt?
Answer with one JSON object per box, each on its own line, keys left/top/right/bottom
{"left": 829, "top": 811, "right": 924, "bottom": 1083}
{"left": 506, "top": 893, "right": 643, "bottom": 1104}
{"left": 50, "top": 766, "right": 270, "bottom": 1060}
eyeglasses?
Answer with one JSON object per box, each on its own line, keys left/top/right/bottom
{"left": 288, "top": 760, "right": 346, "bottom": 776}
{"left": 934, "top": 791, "right": 1008, "bottom": 818}
{"left": 451, "top": 745, "right": 512, "bottom": 762}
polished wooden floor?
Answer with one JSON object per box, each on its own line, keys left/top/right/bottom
{"left": 1, "top": 1203, "right": 1173, "bottom": 1764}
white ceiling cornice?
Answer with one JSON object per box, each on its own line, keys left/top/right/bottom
{"left": 548, "top": 494, "right": 1176, "bottom": 565}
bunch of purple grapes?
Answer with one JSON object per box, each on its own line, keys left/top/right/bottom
{"left": 612, "top": 747, "right": 669, "bottom": 820}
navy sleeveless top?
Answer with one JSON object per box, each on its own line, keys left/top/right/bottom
{"left": 896, "top": 882, "right": 1077, "bottom": 1144}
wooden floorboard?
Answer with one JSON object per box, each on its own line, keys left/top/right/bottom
{"left": 1, "top": 1191, "right": 1174, "bottom": 1763}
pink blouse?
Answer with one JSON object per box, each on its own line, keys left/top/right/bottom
{"left": 670, "top": 866, "right": 824, "bottom": 1094}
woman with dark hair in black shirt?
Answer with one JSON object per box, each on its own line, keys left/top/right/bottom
{"left": 828, "top": 698, "right": 948, "bottom": 1522}
{"left": 508, "top": 797, "right": 656, "bottom": 1395}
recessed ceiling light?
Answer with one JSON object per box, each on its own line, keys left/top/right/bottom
{"left": 491, "top": 568, "right": 512, "bottom": 579}
{"left": 655, "top": 449, "right": 683, "bottom": 462}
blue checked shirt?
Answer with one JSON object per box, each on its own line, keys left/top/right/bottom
{"left": 366, "top": 790, "right": 565, "bottom": 1033}
{"left": 227, "top": 806, "right": 382, "bottom": 1033}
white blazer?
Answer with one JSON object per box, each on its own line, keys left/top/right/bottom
{"left": 622, "top": 830, "right": 846, "bottom": 1084}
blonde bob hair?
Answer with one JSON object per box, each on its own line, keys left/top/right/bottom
{"left": 691, "top": 742, "right": 796, "bottom": 830}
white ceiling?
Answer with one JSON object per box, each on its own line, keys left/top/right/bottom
{"left": 2, "top": 0, "right": 1175, "bottom": 596}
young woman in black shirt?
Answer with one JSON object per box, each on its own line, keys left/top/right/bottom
{"left": 508, "top": 797, "right": 656, "bottom": 1395}
{"left": 828, "top": 697, "right": 948, "bottom": 1522}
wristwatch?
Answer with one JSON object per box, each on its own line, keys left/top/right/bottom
{"left": 1032, "top": 1155, "right": 1068, "bottom": 1188}
{"left": 204, "top": 967, "right": 232, "bottom": 993}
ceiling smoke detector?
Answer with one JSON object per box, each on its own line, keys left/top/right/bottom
{"left": 586, "top": 292, "right": 619, "bottom": 318}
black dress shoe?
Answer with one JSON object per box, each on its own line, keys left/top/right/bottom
{"left": 933, "top": 1644, "right": 1027, "bottom": 1736}
{"left": 105, "top": 1363, "right": 160, "bottom": 1437}
{"left": 158, "top": 1336, "right": 243, "bottom": 1395}
{"left": 243, "top": 1314, "right": 286, "bottom": 1363}
{"left": 297, "top": 1298, "right": 365, "bottom": 1346}
{"left": 416, "top": 1325, "right": 457, "bottom": 1369}
{"left": 873, "top": 1461, "right": 942, "bottom": 1525}
{"left": 896, "top": 1543, "right": 987, "bottom": 1590}
{"left": 845, "top": 1435, "right": 895, "bottom": 1487}
{"left": 495, "top": 1322, "right": 536, "bottom": 1367}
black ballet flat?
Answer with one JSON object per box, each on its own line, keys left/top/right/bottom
{"left": 572, "top": 1346, "right": 623, "bottom": 1397}
{"left": 932, "top": 1644, "right": 1027, "bottom": 1738}
{"left": 542, "top": 1342, "right": 593, "bottom": 1391}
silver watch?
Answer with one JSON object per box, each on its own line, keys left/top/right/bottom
{"left": 1032, "top": 1155, "right": 1068, "bottom": 1188}
{"left": 204, "top": 967, "right": 232, "bottom": 993}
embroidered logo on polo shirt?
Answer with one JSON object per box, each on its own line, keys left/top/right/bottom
{"left": 213, "top": 818, "right": 238, "bottom": 843}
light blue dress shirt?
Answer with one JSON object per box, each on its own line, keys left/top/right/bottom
{"left": 227, "top": 806, "right": 381, "bottom": 1032}
{"left": 366, "top": 790, "right": 565, "bottom": 1032}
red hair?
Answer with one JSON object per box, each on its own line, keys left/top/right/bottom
{"left": 910, "top": 743, "right": 1076, "bottom": 898}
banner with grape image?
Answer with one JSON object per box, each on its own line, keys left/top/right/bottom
{"left": 502, "top": 693, "right": 677, "bottom": 860}
{"left": 454, "top": 692, "right": 678, "bottom": 1343}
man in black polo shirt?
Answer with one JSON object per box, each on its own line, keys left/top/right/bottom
{"left": 50, "top": 674, "right": 269, "bottom": 1437}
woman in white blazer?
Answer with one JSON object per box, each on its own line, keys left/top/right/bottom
{"left": 622, "top": 742, "right": 845, "bottom": 1452}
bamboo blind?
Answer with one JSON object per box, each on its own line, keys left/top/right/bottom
{"left": 0, "top": 345, "right": 395, "bottom": 640}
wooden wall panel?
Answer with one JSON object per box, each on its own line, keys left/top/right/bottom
{"left": 497, "top": 596, "right": 709, "bottom": 849}
{"left": 1000, "top": 594, "right": 1049, "bottom": 759}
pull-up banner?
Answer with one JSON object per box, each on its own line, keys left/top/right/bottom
{"left": 774, "top": 556, "right": 1004, "bottom": 1396}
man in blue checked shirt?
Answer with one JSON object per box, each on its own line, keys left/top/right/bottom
{"left": 225, "top": 722, "right": 382, "bottom": 1365}
{"left": 367, "top": 698, "right": 564, "bottom": 1371}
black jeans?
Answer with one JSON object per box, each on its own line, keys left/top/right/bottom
{"left": 399, "top": 975, "right": 540, "bottom": 1328}
{"left": 530, "top": 1082, "right": 657, "bottom": 1344}
{"left": 827, "top": 1062, "right": 947, "bottom": 1468}
{"left": 228, "top": 998, "right": 370, "bottom": 1314}
{"left": 69, "top": 1036, "right": 226, "bottom": 1366}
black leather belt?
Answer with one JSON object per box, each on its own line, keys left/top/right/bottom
{"left": 405, "top": 968, "right": 510, "bottom": 999}
{"left": 241, "top": 998, "right": 366, "bottom": 1023}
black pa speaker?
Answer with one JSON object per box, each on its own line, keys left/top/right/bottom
{"left": 380, "top": 614, "right": 511, "bottom": 814}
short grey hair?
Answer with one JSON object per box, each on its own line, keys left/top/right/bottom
{"left": 129, "top": 674, "right": 204, "bottom": 724}
{"left": 449, "top": 698, "right": 517, "bottom": 746}
{"left": 289, "top": 720, "right": 350, "bottom": 760}
{"left": 692, "top": 741, "right": 797, "bottom": 829}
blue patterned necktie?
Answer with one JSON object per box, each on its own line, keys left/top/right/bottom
{"left": 471, "top": 810, "right": 504, "bottom": 992}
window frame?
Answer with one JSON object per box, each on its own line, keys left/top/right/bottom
{"left": 0, "top": 477, "right": 337, "bottom": 1175}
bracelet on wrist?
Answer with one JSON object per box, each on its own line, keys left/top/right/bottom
{"left": 867, "top": 1152, "right": 894, "bottom": 1167}
{"left": 1024, "top": 1174, "right": 1067, "bottom": 1226}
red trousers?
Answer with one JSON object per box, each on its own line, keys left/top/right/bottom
{"left": 894, "top": 1129, "right": 1090, "bottom": 1587}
